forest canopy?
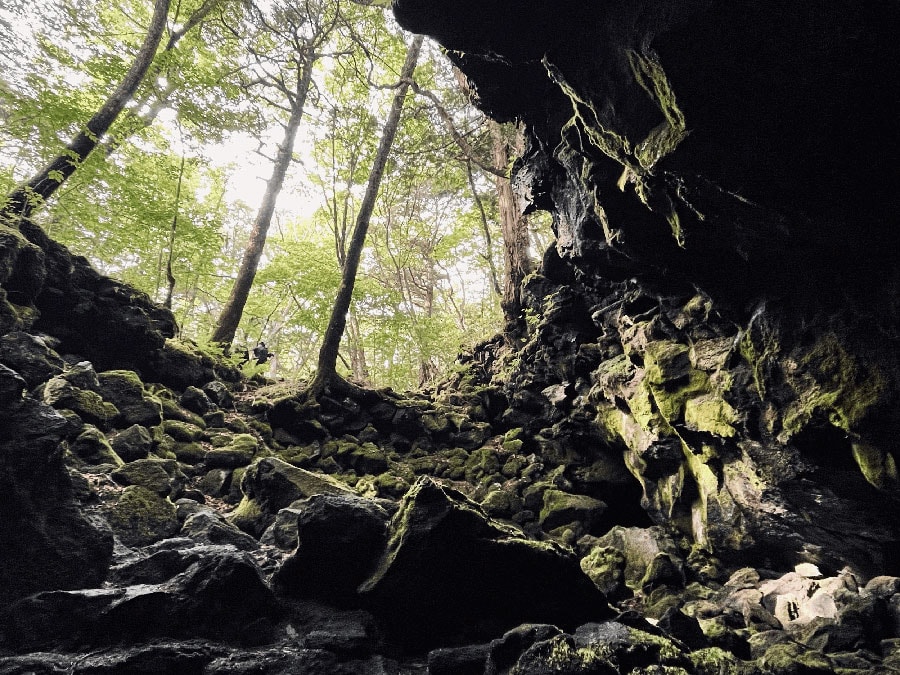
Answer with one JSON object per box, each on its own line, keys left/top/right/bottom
{"left": 0, "top": 0, "right": 550, "bottom": 390}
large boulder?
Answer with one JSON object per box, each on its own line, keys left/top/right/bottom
{"left": 272, "top": 493, "right": 391, "bottom": 604}
{"left": 0, "top": 331, "right": 65, "bottom": 388}
{"left": 357, "top": 477, "right": 612, "bottom": 651}
{"left": 0, "top": 550, "right": 279, "bottom": 652}
{"left": 102, "top": 485, "right": 180, "bottom": 547}
{"left": 0, "top": 382, "right": 113, "bottom": 605}
{"left": 228, "top": 456, "right": 356, "bottom": 537}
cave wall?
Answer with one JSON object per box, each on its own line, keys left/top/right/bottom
{"left": 394, "top": 0, "right": 900, "bottom": 575}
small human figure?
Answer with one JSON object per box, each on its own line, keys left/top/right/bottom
{"left": 252, "top": 341, "right": 273, "bottom": 365}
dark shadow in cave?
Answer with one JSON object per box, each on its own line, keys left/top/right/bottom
{"left": 791, "top": 421, "right": 881, "bottom": 504}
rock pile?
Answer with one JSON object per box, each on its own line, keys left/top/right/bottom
{"left": 3, "top": 0, "right": 900, "bottom": 672}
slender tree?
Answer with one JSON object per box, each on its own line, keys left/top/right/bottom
{"left": 210, "top": 0, "right": 335, "bottom": 349}
{"left": 490, "top": 119, "right": 533, "bottom": 340}
{"left": 1, "top": 0, "right": 171, "bottom": 225}
{"left": 308, "top": 32, "right": 424, "bottom": 396}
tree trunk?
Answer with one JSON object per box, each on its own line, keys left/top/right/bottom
{"left": 101, "top": 0, "right": 224, "bottom": 158}
{"left": 309, "top": 33, "right": 424, "bottom": 396}
{"left": 163, "top": 151, "right": 187, "bottom": 310}
{"left": 466, "top": 161, "right": 502, "bottom": 296}
{"left": 209, "top": 56, "right": 314, "bottom": 350}
{"left": 2, "top": 0, "right": 171, "bottom": 224}
{"left": 490, "top": 120, "right": 533, "bottom": 340}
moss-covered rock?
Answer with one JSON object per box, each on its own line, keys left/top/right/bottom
{"left": 502, "top": 427, "right": 525, "bottom": 452}
{"left": 179, "top": 385, "right": 216, "bottom": 416}
{"left": 109, "top": 424, "right": 154, "bottom": 462}
{"left": 580, "top": 545, "right": 630, "bottom": 601}
{"left": 689, "top": 647, "right": 756, "bottom": 675}
{"left": 480, "top": 488, "right": 523, "bottom": 519}
{"left": 592, "top": 526, "right": 685, "bottom": 591}
{"left": 0, "top": 331, "right": 65, "bottom": 389}
{"left": 538, "top": 489, "right": 607, "bottom": 532}
{"left": 205, "top": 433, "right": 258, "bottom": 469}
{"left": 103, "top": 485, "right": 179, "bottom": 547}
{"left": 464, "top": 446, "right": 502, "bottom": 484}
{"left": 70, "top": 425, "right": 123, "bottom": 467}
{"left": 151, "top": 338, "right": 218, "bottom": 391}
{"left": 273, "top": 493, "right": 391, "bottom": 603}
{"left": 684, "top": 394, "right": 739, "bottom": 438}
{"left": 96, "top": 370, "right": 163, "bottom": 428}
{"left": 510, "top": 622, "right": 691, "bottom": 674}
{"left": 162, "top": 419, "right": 205, "bottom": 443}
{"left": 372, "top": 471, "right": 411, "bottom": 499}
{"left": 170, "top": 441, "right": 206, "bottom": 464}
{"left": 159, "top": 396, "right": 207, "bottom": 427}
{"left": 111, "top": 458, "right": 184, "bottom": 496}
{"left": 0, "top": 387, "right": 114, "bottom": 605}
{"left": 228, "top": 456, "right": 355, "bottom": 537}
{"left": 358, "top": 477, "right": 612, "bottom": 651}
{"left": 757, "top": 641, "right": 833, "bottom": 674}
{"left": 346, "top": 442, "right": 390, "bottom": 475}
{"left": 43, "top": 378, "right": 118, "bottom": 429}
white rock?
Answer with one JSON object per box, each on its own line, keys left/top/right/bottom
{"left": 794, "top": 562, "right": 822, "bottom": 578}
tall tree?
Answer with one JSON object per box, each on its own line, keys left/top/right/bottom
{"left": 308, "top": 32, "right": 424, "bottom": 396}
{"left": 1, "top": 0, "right": 171, "bottom": 225}
{"left": 490, "top": 119, "right": 533, "bottom": 340}
{"left": 210, "top": 0, "right": 335, "bottom": 349}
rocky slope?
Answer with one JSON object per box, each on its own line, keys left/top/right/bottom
{"left": 2, "top": 1, "right": 900, "bottom": 673}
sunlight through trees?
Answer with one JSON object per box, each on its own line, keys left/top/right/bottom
{"left": 0, "top": 0, "right": 548, "bottom": 390}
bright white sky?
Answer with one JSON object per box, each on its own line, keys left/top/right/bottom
{"left": 155, "top": 105, "right": 319, "bottom": 222}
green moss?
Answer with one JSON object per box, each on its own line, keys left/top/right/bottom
{"left": 644, "top": 341, "right": 691, "bottom": 385}
{"left": 738, "top": 323, "right": 779, "bottom": 400}
{"left": 348, "top": 442, "right": 389, "bottom": 475}
{"left": 373, "top": 472, "right": 411, "bottom": 499}
{"left": 247, "top": 418, "right": 273, "bottom": 444}
{"left": 501, "top": 455, "right": 526, "bottom": 478}
{"left": 464, "top": 447, "right": 501, "bottom": 484}
{"left": 104, "top": 485, "right": 179, "bottom": 547}
{"left": 627, "top": 49, "right": 686, "bottom": 133}
{"left": 580, "top": 545, "right": 628, "bottom": 596}
{"left": 171, "top": 441, "right": 206, "bottom": 464}
{"left": 627, "top": 380, "right": 662, "bottom": 431}
{"left": 851, "top": 441, "right": 899, "bottom": 490}
{"left": 43, "top": 379, "right": 119, "bottom": 427}
{"left": 689, "top": 647, "right": 752, "bottom": 675}
{"left": 684, "top": 394, "right": 739, "bottom": 438}
{"left": 554, "top": 70, "right": 635, "bottom": 170}
{"left": 205, "top": 433, "right": 259, "bottom": 469}
{"left": 554, "top": 625, "right": 688, "bottom": 671}
{"left": 480, "top": 489, "right": 522, "bottom": 519}
{"left": 70, "top": 426, "right": 124, "bottom": 467}
{"left": 227, "top": 433, "right": 260, "bottom": 454}
{"left": 780, "top": 334, "right": 885, "bottom": 446}
{"left": 227, "top": 417, "right": 250, "bottom": 433}
{"left": 98, "top": 369, "right": 144, "bottom": 389}
{"left": 759, "top": 642, "right": 832, "bottom": 674}
{"left": 651, "top": 370, "right": 710, "bottom": 423}
{"left": 111, "top": 459, "right": 174, "bottom": 495}
{"left": 162, "top": 419, "right": 205, "bottom": 442}
{"left": 421, "top": 412, "right": 450, "bottom": 433}
{"left": 502, "top": 438, "right": 524, "bottom": 453}
{"left": 538, "top": 489, "right": 606, "bottom": 530}
{"left": 163, "top": 337, "right": 216, "bottom": 366}
{"left": 227, "top": 496, "right": 265, "bottom": 534}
